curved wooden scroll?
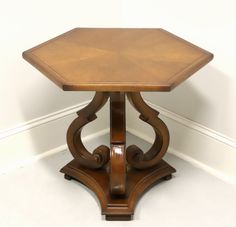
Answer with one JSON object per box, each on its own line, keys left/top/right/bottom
{"left": 110, "top": 144, "right": 126, "bottom": 195}
{"left": 67, "top": 92, "right": 110, "bottom": 169}
{"left": 126, "top": 92, "right": 170, "bottom": 169}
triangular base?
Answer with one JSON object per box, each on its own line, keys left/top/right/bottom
{"left": 60, "top": 159, "right": 176, "bottom": 220}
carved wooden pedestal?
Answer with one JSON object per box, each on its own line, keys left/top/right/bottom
{"left": 23, "top": 28, "right": 213, "bottom": 221}
{"left": 60, "top": 92, "right": 176, "bottom": 220}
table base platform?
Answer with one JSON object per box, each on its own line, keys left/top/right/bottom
{"left": 60, "top": 159, "right": 175, "bottom": 220}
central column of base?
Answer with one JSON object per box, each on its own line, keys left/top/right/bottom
{"left": 109, "top": 92, "right": 126, "bottom": 195}
{"left": 60, "top": 91, "right": 176, "bottom": 221}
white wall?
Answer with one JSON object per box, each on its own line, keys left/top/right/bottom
{"left": 1, "top": 0, "right": 235, "bottom": 183}
{"left": 122, "top": 0, "right": 236, "bottom": 185}
{"left": 0, "top": 0, "right": 119, "bottom": 171}
{"left": 0, "top": 0, "right": 121, "bottom": 130}
{"left": 121, "top": 0, "right": 236, "bottom": 139}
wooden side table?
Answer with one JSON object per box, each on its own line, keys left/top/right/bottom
{"left": 23, "top": 28, "right": 213, "bottom": 220}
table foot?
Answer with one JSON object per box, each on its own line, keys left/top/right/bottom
{"left": 105, "top": 214, "right": 132, "bottom": 221}
{"left": 163, "top": 174, "right": 172, "bottom": 181}
{"left": 60, "top": 159, "right": 176, "bottom": 220}
{"left": 64, "top": 174, "right": 72, "bottom": 180}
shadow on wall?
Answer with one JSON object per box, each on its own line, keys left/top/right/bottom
{"left": 19, "top": 74, "right": 109, "bottom": 161}
{"left": 19, "top": 78, "right": 109, "bottom": 210}
{"left": 18, "top": 64, "right": 234, "bottom": 174}
{"left": 20, "top": 75, "right": 93, "bottom": 146}
{"left": 142, "top": 65, "right": 233, "bottom": 138}
{"left": 141, "top": 64, "right": 236, "bottom": 157}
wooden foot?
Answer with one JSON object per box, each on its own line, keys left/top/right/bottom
{"left": 105, "top": 215, "right": 132, "bottom": 221}
{"left": 64, "top": 174, "right": 72, "bottom": 180}
{"left": 163, "top": 174, "right": 172, "bottom": 181}
{"left": 60, "top": 159, "right": 176, "bottom": 220}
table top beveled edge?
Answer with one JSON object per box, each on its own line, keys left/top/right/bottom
{"left": 22, "top": 27, "right": 214, "bottom": 92}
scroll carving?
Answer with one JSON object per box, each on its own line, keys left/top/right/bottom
{"left": 126, "top": 92, "right": 169, "bottom": 169}
{"left": 67, "top": 92, "right": 110, "bottom": 169}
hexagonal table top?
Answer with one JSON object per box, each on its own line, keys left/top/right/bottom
{"left": 23, "top": 28, "right": 213, "bottom": 91}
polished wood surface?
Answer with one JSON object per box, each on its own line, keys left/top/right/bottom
{"left": 60, "top": 156, "right": 175, "bottom": 220}
{"left": 110, "top": 92, "right": 126, "bottom": 195}
{"left": 61, "top": 91, "right": 176, "bottom": 220}
{"left": 126, "top": 92, "right": 170, "bottom": 169}
{"left": 66, "top": 92, "right": 110, "bottom": 169}
{"left": 23, "top": 28, "right": 213, "bottom": 91}
{"left": 23, "top": 29, "right": 213, "bottom": 221}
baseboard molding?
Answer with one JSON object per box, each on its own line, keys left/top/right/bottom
{"left": 127, "top": 100, "right": 236, "bottom": 187}
{"left": 0, "top": 100, "right": 109, "bottom": 174}
{"left": 0, "top": 100, "right": 90, "bottom": 140}
{"left": 0, "top": 128, "right": 109, "bottom": 175}
{"left": 1, "top": 98, "right": 236, "bottom": 187}
{"left": 167, "top": 147, "right": 236, "bottom": 187}
{"left": 147, "top": 101, "right": 236, "bottom": 149}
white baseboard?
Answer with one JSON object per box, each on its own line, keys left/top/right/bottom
{"left": 0, "top": 128, "right": 109, "bottom": 175}
{"left": 0, "top": 101, "right": 90, "bottom": 140}
{"left": 147, "top": 101, "right": 236, "bottom": 149}
{"left": 1, "top": 98, "right": 236, "bottom": 188}
{"left": 0, "top": 100, "right": 109, "bottom": 174}
{"left": 127, "top": 100, "right": 236, "bottom": 187}
{"left": 167, "top": 148, "right": 236, "bottom": 187}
